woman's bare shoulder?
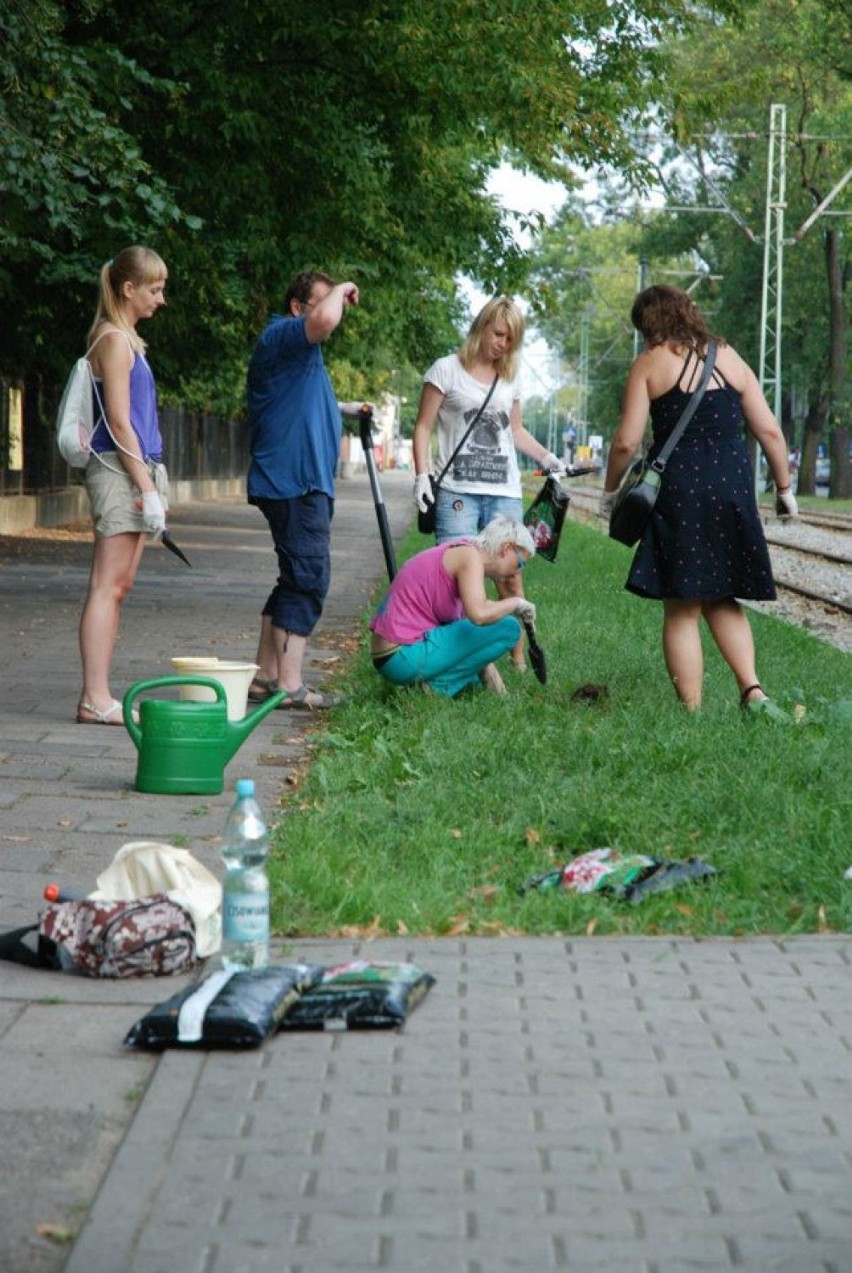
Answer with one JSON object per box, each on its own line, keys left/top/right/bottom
{"left": 89, "top": 324, "right": 135, "bottom": 373}
{"left": 713, "top": 341, "right": 750, "bottom": 388}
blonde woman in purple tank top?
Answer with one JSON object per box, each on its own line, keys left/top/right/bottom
{"left": 75, "top": 245, "right": 169, "bottom": 725}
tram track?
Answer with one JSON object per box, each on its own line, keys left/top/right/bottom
{"left": 563, "top": 482, "right": 852, "bottom": 643}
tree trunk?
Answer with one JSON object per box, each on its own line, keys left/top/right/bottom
{"left": 798, "top": 391, "right": 828, "bottom": 497}
{"left": 830, "top": 426, "right": 850, "bottom": 498}
{"left": 824, "top": 224, "right": 850, "bottom": 498}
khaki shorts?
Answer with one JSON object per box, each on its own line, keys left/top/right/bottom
{"left": 85, "top": 455, "right": 170, "bottom": 538}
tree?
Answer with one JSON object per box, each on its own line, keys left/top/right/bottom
{"left": 0, "top": 2, "right": 199, "bottom": 374}
{"left": 1, "top": 0, "right": 744, "bottom": 415}
{"left": 637, "top": 0, "right": 851, "bottom": 496}
{"left": 526, "top": 197, "right": 707, "bottom": 442}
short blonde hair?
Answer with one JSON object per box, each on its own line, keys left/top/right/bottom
{"left": 476, "top": 515, "right": 535, "bottom": 558}
{"left": 459, "top": 296, "right": 524, "bottom": 382}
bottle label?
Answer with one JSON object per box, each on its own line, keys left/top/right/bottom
{"left": 222, "top": 890, "right": 269, "bottom": 945}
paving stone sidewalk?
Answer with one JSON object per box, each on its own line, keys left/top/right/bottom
{"left": 0, "top": 472, "right": 850, "bottom": 1273}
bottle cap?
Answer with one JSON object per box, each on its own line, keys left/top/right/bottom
{"left": 235, "top": 778, "right": 255, "bottom": 798}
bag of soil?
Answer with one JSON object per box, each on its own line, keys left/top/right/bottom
{"left": 280, "top": 960, "right": 435, "bottom": 1031}
{"left": 124, "top": 963, "right": 324, "bottom": 1049}
{"left": 519, "top": 847, "right": 717, "bottom": 904}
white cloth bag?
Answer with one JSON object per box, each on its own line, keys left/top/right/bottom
{"left": 90, "top": 842, "right": 222, "bottom": 958}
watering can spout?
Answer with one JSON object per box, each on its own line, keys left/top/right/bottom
{"left": 123, "top": 676, "right": 285, "bottom": 794}
{"left": 223, "top": 691, "right": 283, "bottom": 761}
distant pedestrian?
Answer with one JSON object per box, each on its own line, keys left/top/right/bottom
{"left": 599, "top": 285, "right": 797, "bottom": 717}
{"left": 76, "top": 246, "right": 169, "bottom": 725}
{"left": 245, "top": 270, "right": 358, "bottom": 710}
{"left": 412, "top": 296, "right": 562, "bottom": 672}
{"left": 565, "top": 423, "right": 577, "bottom": 465}
{"left": 370, "top": 515, "right": 536, "bottom": 697}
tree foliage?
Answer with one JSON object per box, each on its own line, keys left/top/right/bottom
{"left": 523, "top": 0, "right": 850, "bottom": 494}
{"left": 1, "top": 0, "right": 743, "bottom": 414}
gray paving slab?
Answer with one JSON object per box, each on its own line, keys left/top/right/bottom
{"left": 0, "top": 472, "right": 412, "bottom": 1273}
{"left": 62, "top": 936, "right": 851, "bottom": 1273}
{"left": 1, "top": 473, "right": 851, "bottom": 1273}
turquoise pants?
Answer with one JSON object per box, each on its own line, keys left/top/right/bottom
{"left": 375, "top": 616, "right": 521, "bottom": 697}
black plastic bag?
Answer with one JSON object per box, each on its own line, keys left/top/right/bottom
{"left": 523, "top": 476, "right": 570, "bottom": 562}
{"left": 124, "top": 963, "right": 324, "bottom": 1049}
{"left": 280, "top": 960, "right": 435, "bottom": 1031}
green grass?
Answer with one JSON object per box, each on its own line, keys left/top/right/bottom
{"left": 268, "top": 520, "right": 852, "bottom": 939}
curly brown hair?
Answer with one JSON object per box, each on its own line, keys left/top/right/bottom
{"left": 631, "top": 285, "right": 722, "bottom": 351}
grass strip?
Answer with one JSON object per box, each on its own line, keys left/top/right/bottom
{"left": 268, "top": 518, "right": 851, "bottom": 938}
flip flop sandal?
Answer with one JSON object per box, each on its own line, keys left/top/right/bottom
{"left": 76, "top": 698, "right": 125, "bottom": 726}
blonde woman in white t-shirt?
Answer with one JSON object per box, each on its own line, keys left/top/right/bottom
{"left": 412, "top": 296, "right": 562, "bottom": 671}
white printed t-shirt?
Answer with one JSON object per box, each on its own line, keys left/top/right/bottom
{"left": 425, "top": 353, "right": 522, "bottom": 498}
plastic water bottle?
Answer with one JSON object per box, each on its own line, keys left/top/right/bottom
{"left": 220, "top": 778, "right": 269, "bottom": 970}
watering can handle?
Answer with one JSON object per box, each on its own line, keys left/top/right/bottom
{"left": 122, "top": 676, "right": 229, "bottom": 743}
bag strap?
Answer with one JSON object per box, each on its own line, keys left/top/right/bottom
{"left": 433, "top": 374, "right": 500, "bottom": 491}
{"left": 0, "top": 923, "right": 61, "bottom": 969}
{"left": 651, "top": 341, "right": 718, "bottom": 475}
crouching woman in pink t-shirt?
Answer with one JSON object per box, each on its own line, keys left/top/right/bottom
{"left": 369, "top": 516, "right": 536, "bottom": 697}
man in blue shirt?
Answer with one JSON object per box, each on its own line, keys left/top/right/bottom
{"left": 246, "top": 270, "right": 359, "bottom": 709}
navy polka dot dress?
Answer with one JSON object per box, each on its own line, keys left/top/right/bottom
{"left": 627, "top": 353, "right": 776, "bottom": 602}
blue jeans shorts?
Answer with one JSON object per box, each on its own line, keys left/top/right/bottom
{"left": 434, "top": 489, "right": 523, "bottom": 543}
{"left": 253, "top": 492, "right": 333, "bottom": 636}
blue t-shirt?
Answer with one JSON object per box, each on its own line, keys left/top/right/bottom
{"left": 246, "top": 313, "right": 341, "bottom": 500}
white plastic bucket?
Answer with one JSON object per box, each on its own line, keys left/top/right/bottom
{"left": 170, "top": 657, "right": 259, "bottom": 722}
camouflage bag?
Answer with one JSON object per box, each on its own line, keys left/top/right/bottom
{"left": 39, "top": 893, "right": 196, "bottom": 977}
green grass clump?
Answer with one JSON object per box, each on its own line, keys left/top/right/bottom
{"left": 268, "top": 521, "right": 851, "bottom": 939}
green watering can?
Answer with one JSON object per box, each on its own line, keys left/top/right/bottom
{"left": 123, "top": 676, "right": 284, "bottom": 795}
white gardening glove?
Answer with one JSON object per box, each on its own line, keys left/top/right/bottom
{"left": 514, "top": 598, "right": 537, "bottom": 625}
{"left": 775, "top": 489, "right": 799, "bottom": 519}
{"left": 541, "top": 451, "right": 565, "bottom": 476}
{"left": 140, "top": 490, "right": 167, "bottom": 536}
{"left": 598, "top": 490, "right": 617, "bottom": 520}
{"left": 414, "top": 473, "right": 435, "bottom": 514}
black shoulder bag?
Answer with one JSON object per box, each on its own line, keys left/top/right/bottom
{"left": 418, "top": 374, "right": 499, "bottom": 534}
{"left": 609, "top": 341, "right": 717, "bottom": 547}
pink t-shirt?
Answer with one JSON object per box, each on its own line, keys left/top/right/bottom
{"left": 370, "top": 541, "right": 469, "bottom": 644}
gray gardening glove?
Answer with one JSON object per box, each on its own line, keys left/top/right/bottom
{"left": 514, "top": 598, "right": 537, "bottom": 625}
{"left": 775, "top": 489, "right": 799, "bottom": 519}
{"left": 597, "top": 490, "right": 617, "bottom": 520}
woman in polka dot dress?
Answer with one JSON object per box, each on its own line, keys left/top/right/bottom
{"left": 599, "top": 285, "right": 797, "bottom": 715}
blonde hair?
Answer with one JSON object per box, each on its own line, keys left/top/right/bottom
{"left": 87, "top": 245, "right": 168, "bottom": 353}
{"left": 476, "top": 515, "right": 535, "bottom": 558}
{"left": 459, "top": 296, "right": 524, "bottom": 382}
